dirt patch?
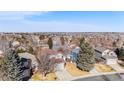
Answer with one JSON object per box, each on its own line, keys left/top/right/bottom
{"left": 31, "top": 72, "right": 43, "bottom": 81}
{"left": 45, "top": 73, "right": 57, "bottom": 81}
{"left": 95, "top": 63, "right": 115, "bottom": 73}
{"left": 65, "top": 62, "right": 89, "bottom": 77}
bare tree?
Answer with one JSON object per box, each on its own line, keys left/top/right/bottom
{"left": 35, "top": 50, "right": 55, "bottom": 79}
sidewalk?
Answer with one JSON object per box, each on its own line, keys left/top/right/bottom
{"left": 109, "top": 63, "right": 124, "bottom": 72}
{"left": 55, "top": 69, "right": 74, "bottom": 80}
{"left": 55, "top": 63, "right": 124, "bottom": 81}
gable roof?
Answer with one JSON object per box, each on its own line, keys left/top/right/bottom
{"left": 49, "top": 57, "right": 65, "bottom": 63}
{"left": 95, "top": 46, "right": 107, "bottom": 53}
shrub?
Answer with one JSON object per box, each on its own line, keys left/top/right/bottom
{"left": 17, "top": 48, "right": 26, "bottom": 53}
{"left": 27, "top": 46, "right": 34, "bottom": 54}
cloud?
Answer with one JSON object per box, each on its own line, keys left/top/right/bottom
{"left": 0, "top": 11, "right": 47, "bottom": 20}
{"left": 0, "top": 12, "right": 116, "bottom": 32}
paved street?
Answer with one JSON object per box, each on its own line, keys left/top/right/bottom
{"left": 73, "top": 73, "right": 124, "bottom": 81}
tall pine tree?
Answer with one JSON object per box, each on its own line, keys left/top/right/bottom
{"left": 2, "top": 48, "right": 23, "bottom": 81}
{"left": 115, "top": 47, "right": 124, "bottom": 61}
{"left": 76, "top": 38, "right": 95, "bottom": 72}
{"left": 47, "top": 37, "right": 53, "bottom": 49}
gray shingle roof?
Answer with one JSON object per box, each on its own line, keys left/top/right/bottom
{"left": 95, "top": 46, "right": 107, "bottom": 53}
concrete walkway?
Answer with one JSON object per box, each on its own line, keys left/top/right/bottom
{"left": 109, "top": 63, "right": 124, "bottom": 72}
{"left": 90, "top": 68, "right": 99, "bottom": 74}
{"left": 55, "top": 69, "right": 74, "bottom": 80}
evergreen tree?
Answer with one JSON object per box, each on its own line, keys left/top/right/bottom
{"left": 39, "top": 35, "right": 45, "bottom": 40}
{"left": 60, "top": 36, "right": 65, "bottom": 45}
{"left": 47, "top": 37, "right": 53, "bottom": 49}
{"left": 115, "top": 47, "right": 124, "bottom": 61}
{"left": 27, "top": 46, "right": 34, "bottom": 54}
{"left": 2, "top": 48, "right": 23, "bottom": 81}
{"left": 76, "top": 38, "right": 95, "bottom": 72}
{"left": 112, "top": 41, "right": 117, "bottom": 48}
{"left": 79, "top": 37, "right": 85, "bottom": 46}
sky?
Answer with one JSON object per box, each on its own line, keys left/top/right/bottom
{"left": 0, "top": 11, "right": 124, "bottom": 32}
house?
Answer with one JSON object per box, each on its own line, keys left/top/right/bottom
{"left": 0, "top": 50, "right": 4, "bottom": 58}
{"left": 12, "top": 41, "right": 20, "bottom": 48}
{"left": 56, "top": 53, "right": 63, "bottom": 58}
{"left": 40, "top": 44, "right": 49, "bottom": 49}
{"left": 0, "top": 39, "right": 9, "bottom": 52}
{"left": 95, "top": 46, "right": 118, "bottom": 64}
{"left": 20, "top": 58, "right": 32, "bottom": 69}
{"left": 70, "top": 46, "right": 80, "bottom": 62}
{"left": 44, "top": 49, "right": 66, "bottom": 71}
{"left": 18, "top": 52, "right": 39, "bottom": 72}
{"left": 9, "top": 57, "right": 33, "bottom": 81}
{"left": 50, "top": 57, "right": 65, "bottom": 71}
{"left": 52, "top": 36, "right": 61, "bottom": 50}
{"left": 39, "top": 47, "right": 71, "bottom": 71}
{"left": 20, "top": 69, "right": 32, "bottom": 81}
{"left": 46, "top": 49, "right": 65, "bottom": 60}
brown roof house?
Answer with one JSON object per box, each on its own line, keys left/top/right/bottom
{"left": 48, "top": 50, "right": 66, "bottom": 71}
{"left": 39, "top": 48, "right": 66, "bottom": 71}
{"left": 50, "top": 57, "right": 65, "bottom": 71}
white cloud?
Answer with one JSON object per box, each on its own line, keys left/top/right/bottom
{"left": 0, "top": 12, "right": 115, "bottom": 32}
{"left": 0, "top": 11, "right": 47, "bottom": 20}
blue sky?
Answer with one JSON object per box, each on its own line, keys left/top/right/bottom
{"left": 0, "top": 11, "right": 124, "bottom": 32}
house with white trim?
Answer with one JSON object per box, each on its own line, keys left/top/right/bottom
{"left": 95, "top": 46, "right": 118, "bottom": 65}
